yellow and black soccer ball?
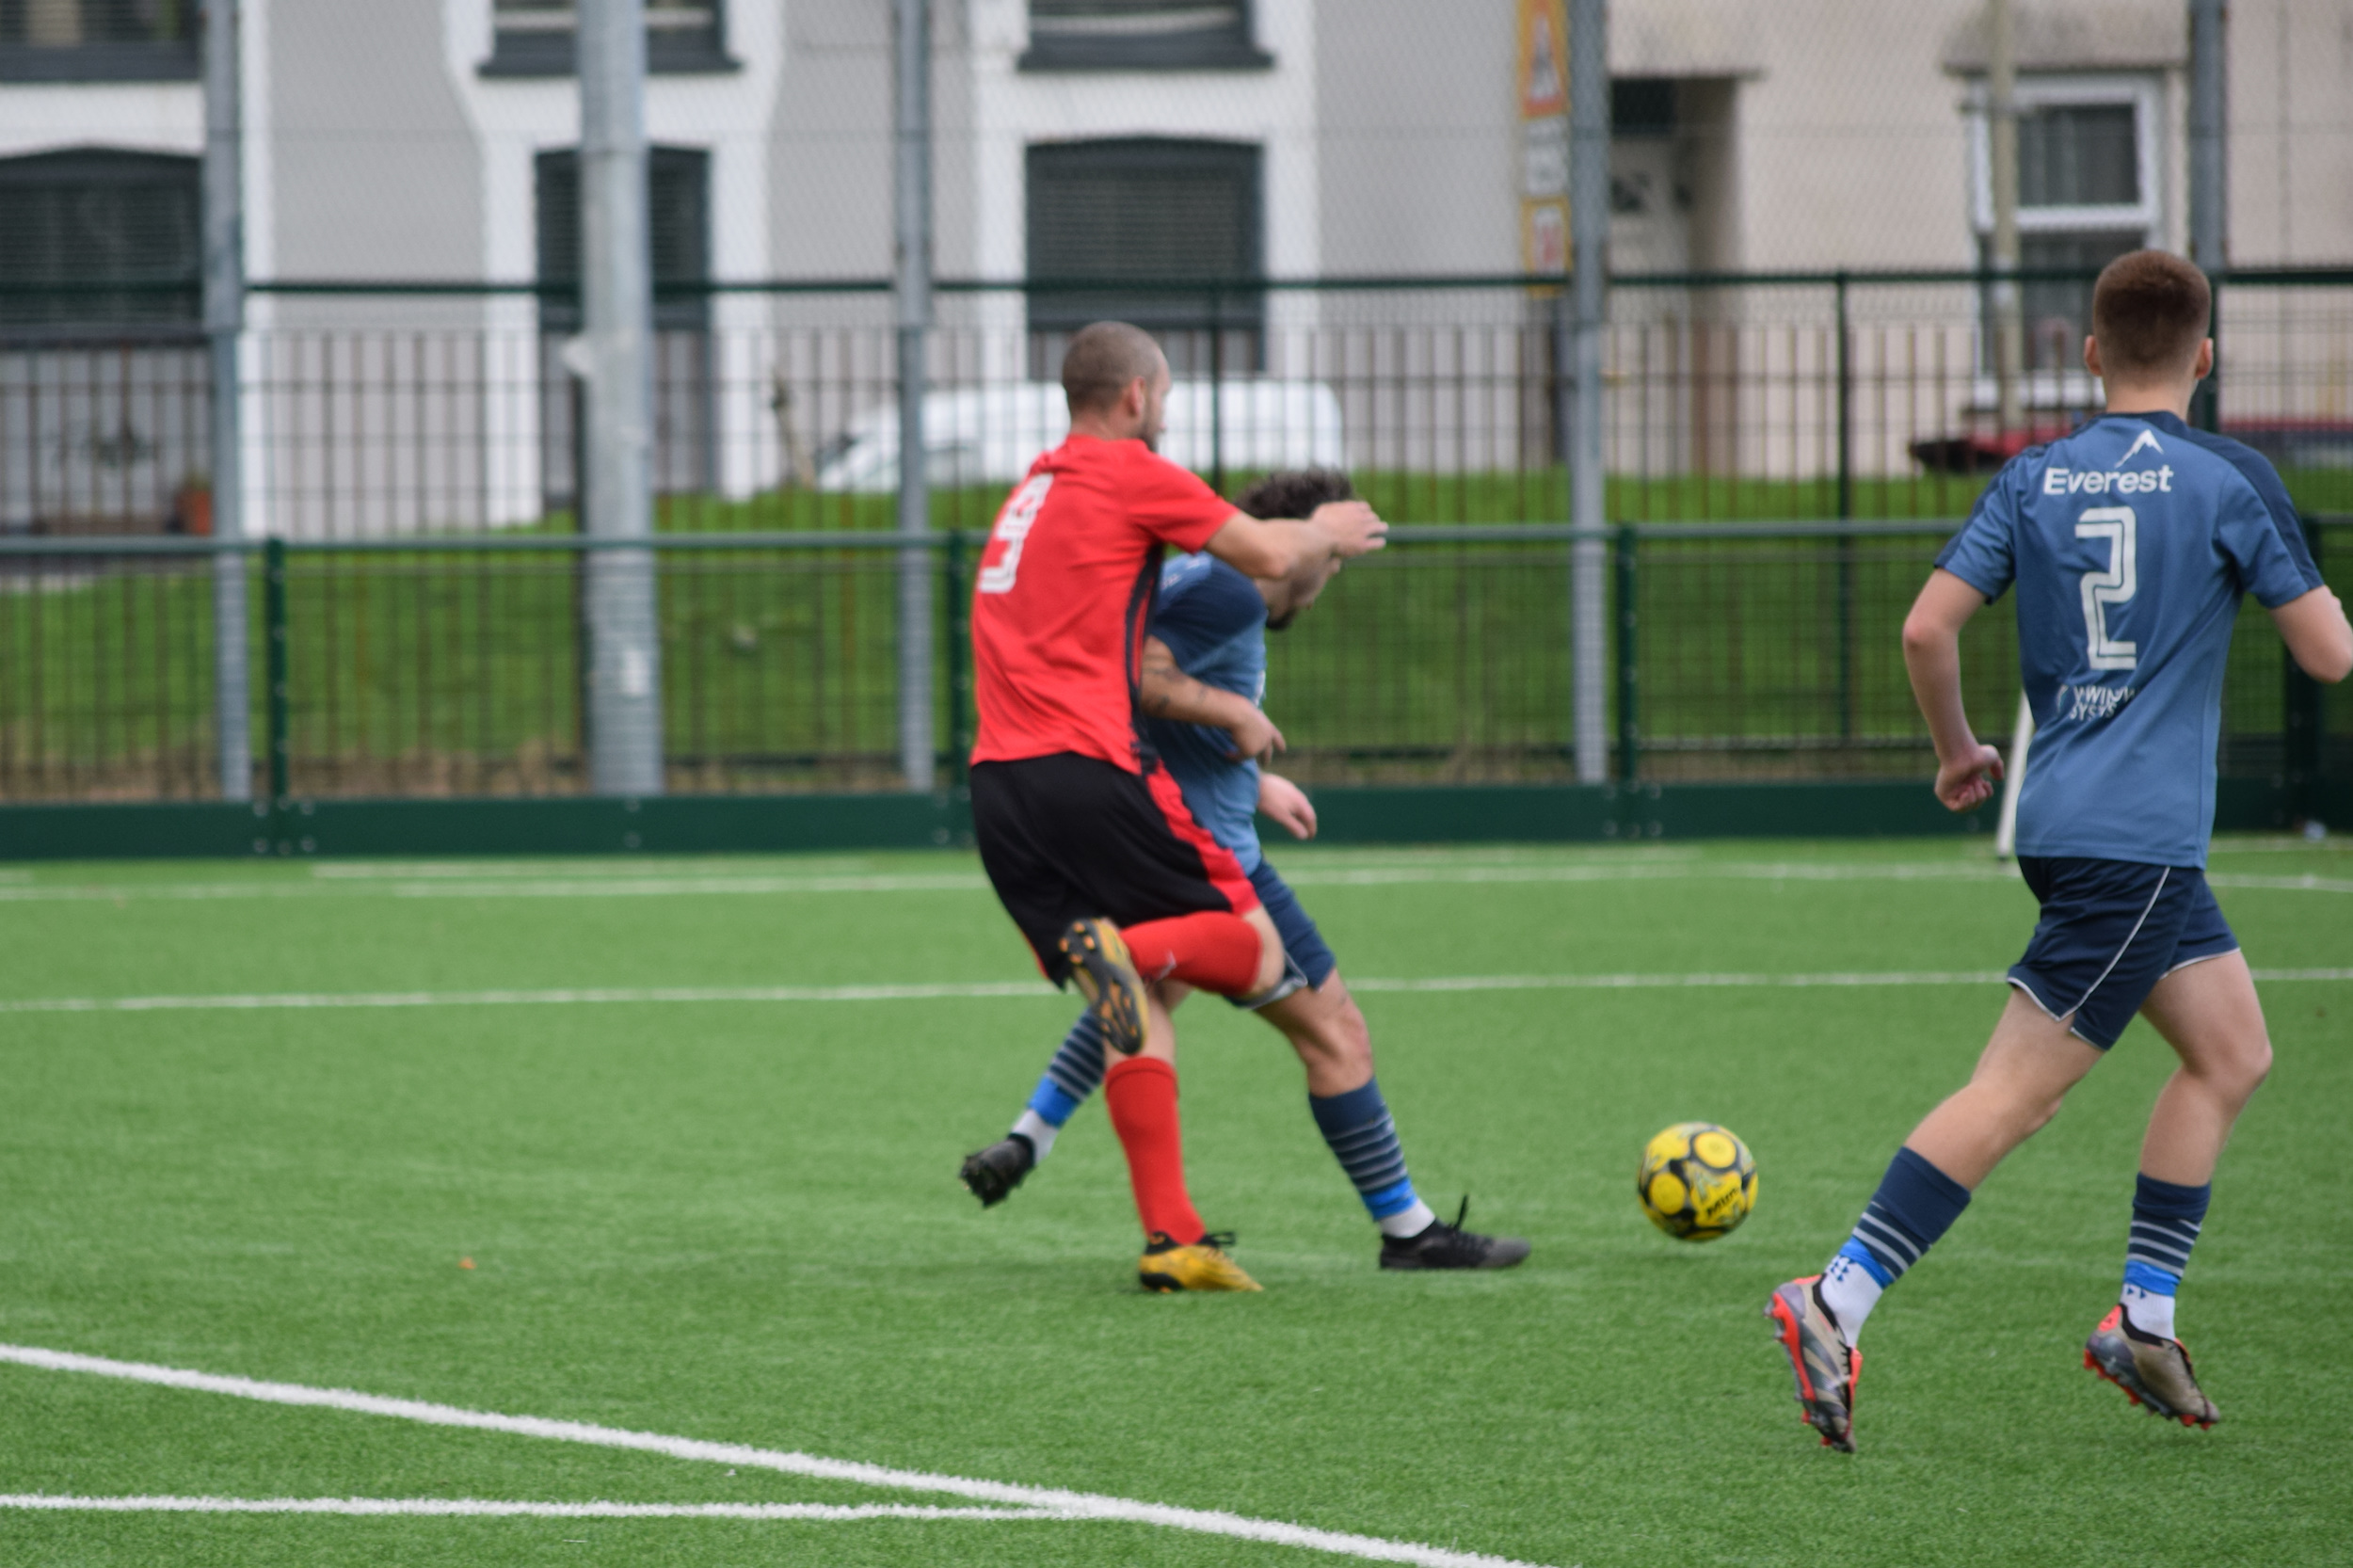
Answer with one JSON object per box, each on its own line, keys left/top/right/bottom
{"left": 1637, "top": 1122, "right": 1757, "bottom": 1241}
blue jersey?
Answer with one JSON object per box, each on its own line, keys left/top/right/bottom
{"left": 1143, "top": 553, "right": 1270, "bottom": 872}
{"left": 1936, "top": 409, "right": 2321, "bottom": 868}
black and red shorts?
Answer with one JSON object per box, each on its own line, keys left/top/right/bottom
{"left": 970, "top": 751, "right": 1259, "bottom": 984}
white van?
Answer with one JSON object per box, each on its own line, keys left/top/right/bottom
{"left": 812, "top": 380, "right": 1347, "bottom": 492}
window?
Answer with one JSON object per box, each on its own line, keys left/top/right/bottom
{"left": 1020, "top": 1, "right": 1270, "bottom": 72}
{"left": 535, "top": 147, "right": 714, "bottom": 500}
{"left": 1026, "top": 138, "right": 1261, "bottom": 375}
{"left": 483, "top": 0, "right": 731, "bottom": 77}
{"left": 0, "top": 0, "right": 196, "bottom": 80}
{"left": 1971, "top": 76, "right": 2161, "bottom": 381}
{"left": 0, "top": 149, "right": 200, "bottom": 334}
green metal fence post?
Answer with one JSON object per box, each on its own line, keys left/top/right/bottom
{"left": 263, "top": 536, "right": 291, "bottom": 833}
{"left": 2284, "top": 520, "right": 2325, "bottom": 824}
{"left": 1614, "top": 522, "right": 1639, "bottom": 789}
{"left": 942, "top": 529, "right": 973, "bottom": 840}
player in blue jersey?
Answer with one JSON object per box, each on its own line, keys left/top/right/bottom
{"left": 1768, "top": 251, "right": 2351, "bottom": 1451}
{"left": 960, "top": 470, "right": 1530, "bottom": 1287}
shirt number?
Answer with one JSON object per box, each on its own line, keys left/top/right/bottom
{"left": 977, "top": 474, "right": 1053, "bottom": 595}
{"left": 2074, "top": 505, "right": 2138, "bottom": 671}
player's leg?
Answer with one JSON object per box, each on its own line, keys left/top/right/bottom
{"left": 1243, "top": 861, "right": 1527, "bottom": 1269}
{"left": 1108, "top": 983, "right": 1258, "bottom": 1291}
{"left": 1769, "top": 856, "right": 2198, "bottom": 1450}
{"left": 1098, "top": 767, "right": 1280, "bottom": 1000}
{"left": 2082, "top": 886, "right": 2265, "bottom": 1428}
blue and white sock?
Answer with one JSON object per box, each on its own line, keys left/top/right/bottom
{"left": 1009, "top": 1014, "right": 1110, "bottom": 1161}
{"left": 2121, "top": 1173, "right": 2209, "bottom": 1341}
{"left": 1816, "top": 1146, "right": 1973, "bottom": 1345}
{"left": 1308, "top": 1079, "right": 1437, "bottom": 1239}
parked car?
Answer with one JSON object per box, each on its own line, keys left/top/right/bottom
{"left": 813, "top": 380, "right": 1347, "bottom": 492}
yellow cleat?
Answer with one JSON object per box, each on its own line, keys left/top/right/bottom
{"left": 1138, "top": 1231, "right": 1262, "bottom": 1293}
{"left": 1058, "top": 918, "right": 1148, "bottom": 1057}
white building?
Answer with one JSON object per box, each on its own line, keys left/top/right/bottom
{"left": 0, "top": 1, "right": 2344, "bottom": 532}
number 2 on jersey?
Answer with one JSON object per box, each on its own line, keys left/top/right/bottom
{"left": 977, "top": 474, "right": 1054, "bottom": 595}
{"left": 2074, "top": 505, "right": 2138, "bottom": 671}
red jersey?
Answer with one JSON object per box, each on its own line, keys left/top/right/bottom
{"left": 970, "top": 435, "right": 1235, "bottom": 771}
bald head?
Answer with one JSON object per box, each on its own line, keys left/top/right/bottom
{"left": 1061, "top": 322, "right": 1166, "bottom": 416}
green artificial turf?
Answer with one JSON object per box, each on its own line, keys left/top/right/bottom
{"left": 0, "top": 837, "right": 2347, "bottom": 1566}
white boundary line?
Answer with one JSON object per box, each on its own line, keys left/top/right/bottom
{"left": 0, "top": 1343, "right": 1555, "bottom": 1567}
{"left": 2, "top": 861, "right": 2344, "bottom": 904}
{"left": 1, "top": 968, "right": 2345, "bottom": 1016}
{"left": 0, "top": 1495, "right": 1060, "bottom": 1522}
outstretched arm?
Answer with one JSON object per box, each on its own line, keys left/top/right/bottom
{"left": 2271, "top": 584, "right": 2353, "bottom": 683}
{"left": 1902, "top": 568, "right": 2004, "bottom": 812}
{"left": 1137, "top": 635, "right": 1283, "bottom": 760}
{"left": 1203, "top": 500, "right": 1386, "bottom": 579}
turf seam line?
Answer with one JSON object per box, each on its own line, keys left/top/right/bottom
{"left": 0, "top": 1495, "right": 1064, "bottom": 1521}
{"left": 1, "top": 969, "right": 2345, "bottom": 1014}
{"left": 0, "top": 1344, "right": 1555, "bottom": 1568}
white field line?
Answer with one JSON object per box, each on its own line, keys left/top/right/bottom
{"left": 2, "top": 968, "right": 2346, "bottom": 1017}
{"left": 6, "top": 861, "right": 2347, "bottom": 904}
{"left": 0, "top": 1494, "right": 1059, "bottom": 1522}
{"left": 0, "top": 1343, "right": 1554, "bottom": 1568}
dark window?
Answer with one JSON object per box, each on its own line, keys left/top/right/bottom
{"left": 535, "top": 147, "right": 714, "bottom": 501}
{"left": 2018, "top": 104, "right": 2137, "bottom": 208}
{"left": 1021, "top": 1, "right": 1270, "bottom": 72}
{"left": 483, "top": 0, "right": 732, "bottom": 76}
{"left": 0, "top": 149, "right": 200, "bottom": 335}
{"left": 1027, "top": 138, "right": 1261, "bottom": 374}
{"left": 1611, "top": 79, "right": 1676, "bottom": 138}
{"left": 534, "top": 147, "right": 711, "bottom": 332}
{"left": 0, "top": 0, "right": 196, "bottom": 79}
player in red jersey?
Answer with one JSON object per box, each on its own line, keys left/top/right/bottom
{"left": 967, "top": 322, "right": 1385, "bottom": 1285}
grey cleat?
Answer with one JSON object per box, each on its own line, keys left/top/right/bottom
{"left": 2085, "top": 1305, "right": 2219, "bottom": 1429}
{"left": 1766, "top": 1276, "right": 1862, "bottom": 1451}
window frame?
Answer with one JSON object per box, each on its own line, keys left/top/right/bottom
{"left": 1968, "top": 73, "right": 2162, "bottom": 246}
{"left": 1018, "top": 1, "right": 1272, "bottom": 73}
{"left": 480, "top": 0, "right": 737, "bottom": 78}
{"left": 1966, "top": 72, "right": 2164, "bottom": 407}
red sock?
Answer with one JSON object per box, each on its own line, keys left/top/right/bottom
{"left": 1103, "top": 1057, "right": 1205, "bottom": 1244}
{"left": 1122, "top": 912, "right": 1262, "bottom": 995}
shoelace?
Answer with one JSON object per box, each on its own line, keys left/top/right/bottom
{"left": 1197, "top": 1230, "right": 1239, "bottom": 1251}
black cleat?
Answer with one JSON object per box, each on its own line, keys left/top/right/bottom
{"left": 959, "top": 1133, "right": 1035, "bottom": 1208}
{"left": 1378, "top": 1197, "right": 1530, "bottom": 1271}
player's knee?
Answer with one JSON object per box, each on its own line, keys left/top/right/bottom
{"left": 1247, "top": 928, "right": 1285, "bottom": 996}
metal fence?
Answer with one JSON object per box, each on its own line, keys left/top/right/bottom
{"left": 4, "top": 270, "right": 2347, "bottom": 541}
{"left": 0, "top": 520, "right": 2339, "bottom": 807}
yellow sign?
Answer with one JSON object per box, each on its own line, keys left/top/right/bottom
{"left": 1518, "top": 0, "right": 1571, "bottom": 275}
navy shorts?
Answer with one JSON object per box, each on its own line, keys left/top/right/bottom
{"left": 2009, "top": 857, "right": 2238, "bottom": 1048}
{"left": 1224, "top": 857, "right": 1338, "bottom": 1007}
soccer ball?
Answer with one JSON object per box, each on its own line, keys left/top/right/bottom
{"left": 1637, "top": 1122, "right": 1757, "bottom": 1241}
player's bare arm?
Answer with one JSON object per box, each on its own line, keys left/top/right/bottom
{"left": 1204, "top": 500, "right": 1386, "bottom": 580}
{"left": 2270, "top": 584, "right": 2353, "bottom": 682}
{"left": 1901, "top": 568, "right": 2004, "bottom": 813}
{"left": 1137, "top": 635, "right": 1284, "bottom": 760}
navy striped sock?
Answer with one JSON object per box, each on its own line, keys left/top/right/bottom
{"left": 1308, "top": 1079, "right": 1433, "bottom": 1236}
{"left": 1817, "top": 1146, "right": 1972, "bottom": 1341}
{"left": 2121, "top": 1173, "right": 2209, "bottom": 1339}
{"left": 1026, "top": 1014, "right": 1109, "bottom": 1128}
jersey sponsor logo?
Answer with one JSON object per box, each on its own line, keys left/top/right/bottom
{"left": 2116, "top": 427, "right": 2165, "bottom": 466}
{"left": 2042, "top": 464, "right": 2173, "bottom": 497}
{"left": 977, "top": 474, "right": 1054, "bottom": 595}
{"left": 2063, "top": 682, "right": 2137, "bottom": 722}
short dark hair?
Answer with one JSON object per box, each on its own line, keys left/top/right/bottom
{"left": 1234, "top": 467, "right": 1354, "bottom": 520}
{"left": 2091, "top": 250, "right": 2211, "bottom": 377}
{"left": 1060, "top": 322, "right": 1164, "bottom": 413}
